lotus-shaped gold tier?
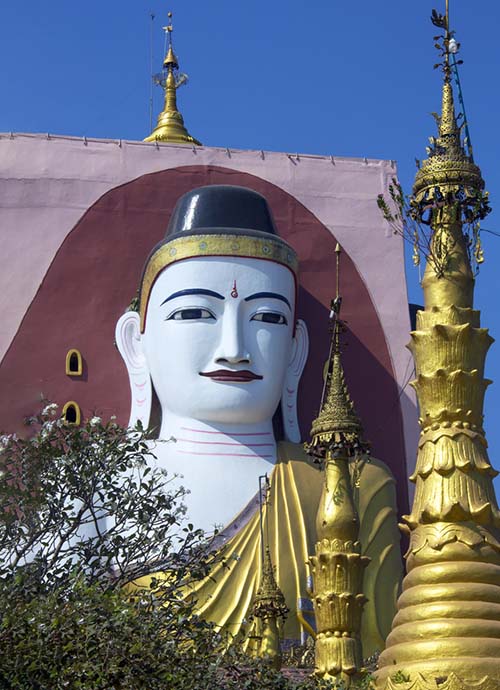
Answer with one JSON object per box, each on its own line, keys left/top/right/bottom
{"left": 409, "top": 324, "right": 494, "bottom": 377}
{"left": 411, "top": 369, "right": 490, "bottom": 429}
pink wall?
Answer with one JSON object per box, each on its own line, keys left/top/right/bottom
{"left": 0, "top": 135, "right": 418, "bottom": 513}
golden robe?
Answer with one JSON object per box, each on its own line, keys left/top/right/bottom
{"left": 136, "top": 442, "right": 403, "bottom": 656}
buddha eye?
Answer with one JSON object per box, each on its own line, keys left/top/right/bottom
{"left": 167, "top": 308, "right": 215, "bottom": 321}
{"left": 251, "top": 312, "right": 288, "bottom": 325}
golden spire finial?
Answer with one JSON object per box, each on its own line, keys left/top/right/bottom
{"left": 307, "top": 336, "right": 364, "bottom": 457}
{"left": 306, "top": 244, "right": 367, "bottom": 460}
{"left": 411, "top": 3, "right": 487, "bottom": 227}
{"left": 252, "top": 547, "right": 288, "bottom": 624}
{"left": 409, "top": 2, "right": 489, "bottom": 308}
{"left": 249, "top": 545, "right": 288, "bottom": 670}
{"left": 162, "top": 11, "right": 178, "bottom": 69}
{"left": 144, "top": 10, "right": 201, "bottom": 145}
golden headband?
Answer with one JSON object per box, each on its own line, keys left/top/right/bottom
{"left": 139, "top": 232, "right": 299, "bottom": 332}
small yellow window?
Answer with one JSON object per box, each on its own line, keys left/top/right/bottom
{"left": 62, "top": 401, "right": 81, "bottom": 425}
{"left": 66, "top": 349, "right": 83, "bottom": 376}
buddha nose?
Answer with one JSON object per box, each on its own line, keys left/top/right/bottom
{"left": 214, "top": 311, "right": 250, "bottom": 365}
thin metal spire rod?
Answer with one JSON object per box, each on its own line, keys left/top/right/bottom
{"left": 258, "top": 474, "right": 268, "bottom": 568}
{"left": 445, "top": 0, "right": 474, "bottom": 160}
{"left": 163, "top": 11, "right": 172, "bottom": 57}
{"left": 444, "top": 0, "right": 450, "bottom": 70}
{"left": 167, "top": 11, "right": 173, "bottom": 49}
{"left": 335, "top": 242, "right": 341, "bottom": 301}
{"left": 149, "top": 12, "right": 155, "bottom": 133}
{"left": 319, "top": 243, "right": 343, "bottom": 410}
{"left": 451, "top": 53, "right": 474, "bottom": 160}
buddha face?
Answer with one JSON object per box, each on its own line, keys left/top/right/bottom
{"left": 141, "top": 256, "right": 297, "bottom": 424}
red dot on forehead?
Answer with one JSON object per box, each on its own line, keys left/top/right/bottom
{"left": 230, "top": 280, "right": 238, "bottom": 298}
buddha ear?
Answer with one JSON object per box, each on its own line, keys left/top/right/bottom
{"left": 115, "top": 311, "right": 152, "bottom": 430}
{"left": 281, "top": 318, "right": 309, "bottom": 443}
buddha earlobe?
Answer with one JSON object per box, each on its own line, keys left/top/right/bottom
{"left": 115, "top": 311, "right": 152, "bottom": 430}
{"left": 281, "top": 319, "right": 309, "bottom": 443}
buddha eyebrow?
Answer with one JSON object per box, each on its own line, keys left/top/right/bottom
{"left": 161, "top": 289, "right": 225, "bottom": 305}
{"left": 244, "top": 292, "right": 291, "bottom": 310}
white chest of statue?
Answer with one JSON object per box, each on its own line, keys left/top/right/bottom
{"left": 149, "top": 421, "right": 278, "bottom": 532}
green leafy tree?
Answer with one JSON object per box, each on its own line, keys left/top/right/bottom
{"left": 0, "top": 406, "right": 362, "bottom": 689}
{"left": 0, "top": 407, "right": 226, "bottom": 688}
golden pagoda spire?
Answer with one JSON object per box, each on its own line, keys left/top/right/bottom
{"left": 144, "top": 12, "right": 201, "bottom": 145}
{"left": 306, "top": 244, "right": 370, "bottom": 686}
{"left": 248, "top": 476, "right": 288, "bottom": 670}
{"left": 308, "top": 245, "right": 365, "bottom": 456}
{"left": 250, "top": 546, "right": 289, "bottom": 670}
{"left": 377, "top": 3, "right": 500, "bottom": 687}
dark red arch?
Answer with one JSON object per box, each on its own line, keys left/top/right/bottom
{"left": 0, "top": 165, "right": 409, "bottom": 513}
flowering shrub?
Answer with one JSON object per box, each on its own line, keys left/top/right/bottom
{"left": 0, "top": 407, "right": 207, "bottom": 590}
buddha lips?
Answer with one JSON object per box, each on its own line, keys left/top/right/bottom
{"left": 199, "top": 370, "right": 263, "bottom": 382}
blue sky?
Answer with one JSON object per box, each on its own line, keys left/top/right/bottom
{"left": 1, "top": 0, "right": 500, "bottom": 493}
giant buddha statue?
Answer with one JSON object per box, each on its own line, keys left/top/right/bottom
{"left": 115, "top": 185, "right": 403, "bottom": 653}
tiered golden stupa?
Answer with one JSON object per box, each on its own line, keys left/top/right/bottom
{"left": 144, "top": 12, "right": 201, "bottom": 145}
{"left": 377, "top": 3, "right": 500, "bottom": 687}
{"left": 306, "top": 245, "right": 371, "bottom": 686}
